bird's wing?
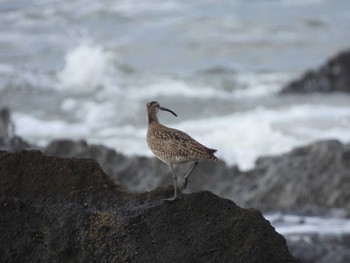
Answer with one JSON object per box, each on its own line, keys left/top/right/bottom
{"left": 156, "top": 127, "right": 215, "bottom": 160}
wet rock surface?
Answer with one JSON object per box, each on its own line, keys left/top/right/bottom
{"left": 0, "top": 150, "right": 300, "bottom": 263}
{"left": 281, "top": 49, "right": 350, "bottom": 94}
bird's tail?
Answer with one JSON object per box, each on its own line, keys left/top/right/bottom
{"left": 207, "top": 148, "right": 219, "bottom": 162}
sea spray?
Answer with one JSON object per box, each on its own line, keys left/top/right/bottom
{"left": 58, "top": 41, "right": 115, "bottom": 92}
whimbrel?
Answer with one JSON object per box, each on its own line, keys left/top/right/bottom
{"left": 146, "top": 101, "right": 218, "bottom": 201}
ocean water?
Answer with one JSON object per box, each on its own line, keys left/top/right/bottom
{"left": 1, "top": 0, "right": 350, "bottom": 241}
{"left": 1, "top": 0, "right": 350, "bottom": 170}
{"left": 267, "top": 212, "right": 350, "bottom": 236}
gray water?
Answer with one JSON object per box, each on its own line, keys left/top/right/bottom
{"left": 1, "top": 0, "right": 350, "bottom": 169}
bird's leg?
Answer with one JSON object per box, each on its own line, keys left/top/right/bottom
{"left": 181, "top": 161, "right": 198, "bottom": 190}
{"left": 165, "top": 165, "right": 179, "bottom": 202}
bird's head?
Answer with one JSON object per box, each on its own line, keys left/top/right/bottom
{"left": 146, "top": 101, "right": 177, "bottom": 123}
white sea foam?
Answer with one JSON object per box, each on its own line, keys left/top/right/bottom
{"left": 173, "top": 104, "right": 350, "bottom": 169}
{"left": 266, "top": 213, "right": 350, "bottom": 236}
{"left": 129, "top": 78, "right": 231, "bottom": 100}
{"left": 173, "top": 108, "right": 299, "bottom": 169}
{"left": 12, "top": 113, "right": 91, "bottom": 144}
{"left": 115, "top": 71, "right": 289, "bottom": 103}
{"left": 233, "top": 72, "right": 291, "bottom": 98}
{"left": 57, "top": 41, "right": 116, "bottom": 92}
{"left": 12, "top": 102, "right": 350, "bottom": 171}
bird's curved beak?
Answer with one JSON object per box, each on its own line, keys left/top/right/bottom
{"left": 159, "top": 106, "right": 177, "bottom": 117}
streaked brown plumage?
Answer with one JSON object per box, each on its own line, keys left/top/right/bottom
{"left": 146, "top": 101, "right": 218, "bottom": 201}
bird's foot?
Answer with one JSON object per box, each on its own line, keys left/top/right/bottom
{"left": 164, "top": 195, "right": 179, "bottom": 202}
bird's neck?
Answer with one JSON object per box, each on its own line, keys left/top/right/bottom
{"left": 148, "top": 114, "right": 159, "bottom": 124}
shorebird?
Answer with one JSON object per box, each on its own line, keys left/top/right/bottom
{"left": 146, "top": 101, "right": 218, "bottom": 201}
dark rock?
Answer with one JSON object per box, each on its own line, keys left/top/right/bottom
{"left": 44, "top": 139, "right": 168, "bottom": 191}
{"left": 43, "top": 138, "right": 350, "bottom": 212}
{"left": 288, "top": 234, "right": 350, "bottom": 263}
{"left": 0, "top": 107, "right": 12, "bottom": 139}
{"left": 281, "top": 49, "right": 350, "bottom": 93}
{"left": 0, "top": 150, "right": 126, "bottom": 207}
{"left": 44, "top": 139, "right": 241, "bottom": 196}
{"left": 0, "top": 150, "right": 300, "bottom": 263}
{"left": 230, "top": 140, "right": 350, "bottom": 210}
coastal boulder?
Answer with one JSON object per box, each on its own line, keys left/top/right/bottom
{"left": 232, "top": 140, "right": 350, "bottom": 210}
{"left": 281, "top": 49, "right": 350, "bottom": 93}
{"left": 0, "top": 150, "right": 300, "bottom": 263}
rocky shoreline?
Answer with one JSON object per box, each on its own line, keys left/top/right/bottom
{"left": 2, "top": 48, "right": 350, "bottom": 262}
{"left": 1, "top": 109, "right": 350, "bottom": 262}
{"left": 2, "top": 124, "right": 349, "bottom": 213}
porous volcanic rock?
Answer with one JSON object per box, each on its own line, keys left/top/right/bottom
{"left": 0, "top": 150, "right": 300, "bottom": 263}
